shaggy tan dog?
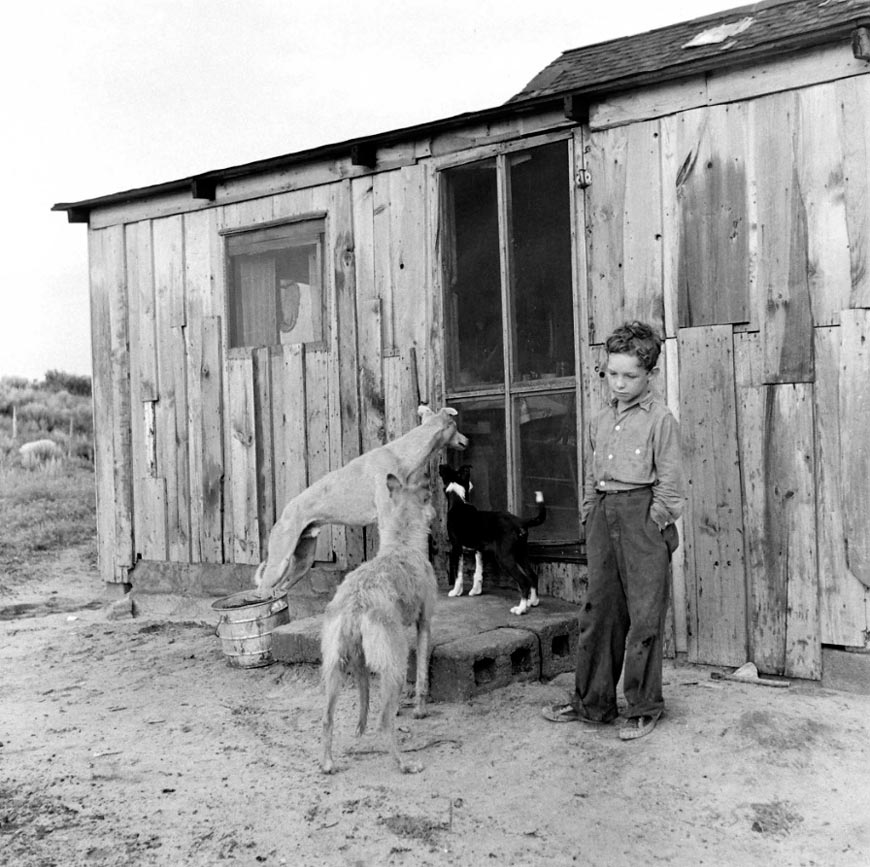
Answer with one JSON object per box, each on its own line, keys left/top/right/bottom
{"left": 254, "top": 405, "right": 467, "bottom": 596}
{"left": 320, "top": 469, "right": 437, "bottom": 774}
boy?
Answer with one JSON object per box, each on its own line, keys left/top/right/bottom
{"left": 543, "top": 321, "right": 684, "bottom": 740}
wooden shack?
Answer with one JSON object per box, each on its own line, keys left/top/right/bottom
{"left": 53, "top": 0, "right": 870, "bottom": 682}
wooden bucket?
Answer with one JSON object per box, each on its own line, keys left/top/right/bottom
{"left": 212, "top": 591, "right": 290, "bottom": 668}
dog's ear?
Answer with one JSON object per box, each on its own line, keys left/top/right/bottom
{"left": 386, "top": 473, "right": 402, "bottom": 495}
{"left": 442, "top": 407, "right": 458, "bottom": 417}
{"left": 418, "top": 404, "right": 434, "bottom": 421}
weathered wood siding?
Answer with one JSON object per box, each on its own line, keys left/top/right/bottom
{"left": 85, "top": 44, "right": 869, "bottom": 676}
{"left": 580, "top": 65, "right": 869, "bottom": 673}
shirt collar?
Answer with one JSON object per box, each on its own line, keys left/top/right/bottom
{"left": 609, "top": 388, "right": 655, "bottom": 413}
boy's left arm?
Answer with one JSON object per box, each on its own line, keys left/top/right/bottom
{"left": 649, "top": 411, "right": 685, "bottom": 529}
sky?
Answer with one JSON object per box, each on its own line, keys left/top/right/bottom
{"left": 2, "top": 0, "right": 744, "bottom": 381}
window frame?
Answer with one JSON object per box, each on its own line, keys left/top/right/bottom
{"left": 436, "top": 132, "right": 584, "bottom": 543}
{"left": 221, "top": 213, "right": 329, "bottom": 357}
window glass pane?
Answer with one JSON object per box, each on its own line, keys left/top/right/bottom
{"left": 509, "top": 142, "right": 574, "bottom": 382}
{"left": 442, "top": 160, "right": 503, "bottom": 389}
{"left": 446, "top": 398, "right": 508, "bottom": 512}
{"left": 227, "top": 223, "right": 324, "bottom": 350}
{"left": 514, "top": 391, "right": 578, "bottom": 542}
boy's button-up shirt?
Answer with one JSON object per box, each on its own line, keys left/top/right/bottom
{"left": 581, "top": 389, "right": 684, "bottom": 528}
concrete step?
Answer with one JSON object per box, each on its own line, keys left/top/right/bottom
{"left": 272, "top": 592, "right": 580, "bottom": 702}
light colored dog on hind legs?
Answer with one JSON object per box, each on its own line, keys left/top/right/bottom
{"left": 255, "top": 404, "right": 467, "bottom": 597}
{"left": 320, "top": 470, "right": 437, "bottom": 775}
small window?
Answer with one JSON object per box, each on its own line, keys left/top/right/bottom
{"left": 226, "top": 219, "right": 326, "bottom": 350}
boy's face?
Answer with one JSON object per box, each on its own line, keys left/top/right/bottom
{"left": 605, "top": 352, "right": 652, "bottom": 407}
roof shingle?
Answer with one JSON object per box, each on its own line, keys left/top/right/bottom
{"left": 510, "top": 0, "right": 870, "bottom": 102}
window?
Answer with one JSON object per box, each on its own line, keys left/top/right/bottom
{"left": 441, "top": 140, "right": 579, "bottom": 543}
{"left": 225, "top": 219, "right": 326, "bottom": 350}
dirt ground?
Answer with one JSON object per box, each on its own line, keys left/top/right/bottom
{"left": 2, "top": 546, "right": 869, "bottom": 867}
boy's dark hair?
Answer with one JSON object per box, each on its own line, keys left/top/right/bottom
{"left": 605, "top": 321, "right": 662, "bottom": 372}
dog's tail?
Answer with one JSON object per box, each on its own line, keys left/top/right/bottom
{"left": 360, "top": 609, "right": 408, "bottom": 688}
{"left": 320, "top": 607, "right": 363, "bottom": 676}
{"left": 522, "top": 491, "right": 547, "bottom": 528}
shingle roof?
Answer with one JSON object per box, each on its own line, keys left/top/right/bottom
{"left": 510, "top": 0, "right": 870, "bottom": 103}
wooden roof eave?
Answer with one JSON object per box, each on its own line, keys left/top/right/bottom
{"left": 51, "top": 19, "right": 866, "bottom": 225}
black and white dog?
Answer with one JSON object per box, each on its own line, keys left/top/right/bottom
{"left": 438, "top": 464, "right": 546, "bottom": 615}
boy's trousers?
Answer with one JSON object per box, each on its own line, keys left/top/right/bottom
{"left": 573, "top": 487, "right": 671, "bottom": 722}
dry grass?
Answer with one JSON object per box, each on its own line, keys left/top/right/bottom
{"left": 0, "top": 455, "right": 97, "bottom": 589}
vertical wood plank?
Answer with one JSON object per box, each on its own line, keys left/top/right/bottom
{"left": 767, "top": 385, "right": 819, "bottom": 678}
{"left": 837, "top": 74, "right": 870, "bottom": 308}
{"left": 352, "top": 175, "right": 385, "bottom": 455}
{"left": 227, "top": 356, "right": 260, "bottom": 564}
{"left": 659, "top": 115, "right": 680, "bottom": 339}
{"left": 427, "top": 161, "right": 445, "bottom": 409}
{"left": 586, "top": 125, "right": 627, "bottom": 344}
{"left": 663, "top": 336, "right": 687, "bottom": 654}
{"left": 814, "top": 325, "right": 869, "bottom": 646}
{"left": 840, "top": 310, "right": 870, "bottom": 591}
{"left": 183, "top": 209, "right": 215, "bottom": 563}
{"left": 152, "top": 214, "right": 186, "bottom": 327}
{"left": 252, "top": 347, "right": 275, "bottom": 559}
{"left": 153, "top": 217, "right": 191, "bottom": 562}
{"left": 304, "top": 349, "right": 332, "bottom": 562}
{"left": 734, "top": 331, "right": 772, "bottom": 663}
{"left": 586, "top": 122, "right": 665, "bottom": 342}
{"left": 139, "top": 476, "right": 168, "bottom": 561}
{"left": 796, "top": 82, "right": 852, "bottom": 326}
{"left": 88, "top": 228, "right": 118, "bottom": 583}
{"left": 679, "top": 325, "right": 747, "bottom": 666}
{"left": 753, "top": 91, "right": 815, "bottom": 384}
{"left": 128, "top": 221, "right": 158, "bottom": 402}
{"left": 125, "top": 223, "right": 147, "bottom": 562}
{"left": 737, "top": 331, "right": 820, "bottom": 677}
{"left": 107, "top": 224, "right": 134, "bottom": 576}
{"left": 213, "top": 206, "right": 233, "bottom": 563}
{"left": 373, "top": 171, "right": 396, "bottom": 351}
{"left": 272, "top": 343, "right": 308, "bottom": 514}
{"left": 383, "top": 351, "right": 417, "bottom": 444}
{"left": 332, "top": 179, "right": 364, "bottom": 570}
{"left": 393, "top": 165, "right": 429, "bottom": 360}
{"left": 200, "top": 316, "right": 224, "bottom": 563}
{"left": 623, "top": 120, "right": 664, "bottom": 334}
{"left": 675, "top": 104, "right": 751, "bottom": 328}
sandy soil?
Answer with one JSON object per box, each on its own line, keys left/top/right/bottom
{"left": 2, "top": 546, "right": 869, "bottom": 867}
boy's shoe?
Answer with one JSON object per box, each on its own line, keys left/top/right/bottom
{"left": 619, "top": 710, "right": 662, "bottom": 740}
{"left": 541, "top": 703, "right": 612, "bottom": 724}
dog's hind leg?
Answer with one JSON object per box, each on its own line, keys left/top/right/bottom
{"left": 380, "top": 667, "right": 422, "bottom": 774}
{"left": 503, "top": 560, "right": 534, "bottom": 616}
{"left": 469, "top": 551, "right": 484, "bottom": 596}
{"left": 364, "top": 613, "right": 421, "bottom": 773}
{"left": 517, "top": 556, "right": 540, "bottom": 607}
{"left": 320, "top": 661, "right": 343, "bottom": 774}
{"left": 412, "top": 608, "right": 432, "bottom": 720}
{"left": 353, "top": 658, "right": 370, "bottom": 737}
{"left": 447, "top": 548, "right": 465, "bottom": 597}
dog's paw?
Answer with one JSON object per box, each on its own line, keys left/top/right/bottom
{"left": 447, "top": 586, "right": 464, "bottom": 597}
{"left": 469, "top": 584, "right": 482, "bottom": 596}
{"left": 399, "top": 759, "right": 424, "bottom": 774}
{"left": 320, "top": 760, "right": 337, "bottom": 774}
{"left": 510, "top": 602, "right": 529, "bottom": 615}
